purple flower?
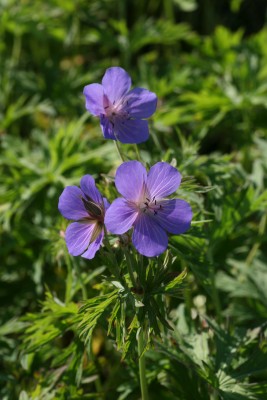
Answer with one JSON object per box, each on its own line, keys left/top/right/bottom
{"left": 83, "top": 67, "right": 157, "bottom": 144}
{"left": 105, "top": 161, "right": 192, "bottom": 257}
{"left": 58, "top": 175, "right": 109, "bottom": 259}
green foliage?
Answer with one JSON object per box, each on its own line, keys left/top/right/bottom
{"left": 1, "top": 0, "right": 267, "bottom": 399}
{"left": 156, "top": 307, "right": 267, "bottom": 399}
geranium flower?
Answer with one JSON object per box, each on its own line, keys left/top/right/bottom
{"left": 105, "top": 161, "right": 192, "bottom": 257}
{"left": 83, "top": 67, "right": 157, "bottom": 144}
{"left": 58, "top": 175, "right": 109, "bottom": 259}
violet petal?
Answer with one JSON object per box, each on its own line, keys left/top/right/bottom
{"left": 80, "top": 175, "right": 102, "bottom": 204}
{"left": 65, "top": 222, "right": 95, "bottom": 256}
{"left": 83, "top": 83, "right": 105, "bottom": 116}
{"left": 156, "top": 199, "right": 192, "bottom": 234}
{"left": 105, "top": 198, "right": 138, "bottom": 234}
{"left": 115, "top": 161, "right": 147, "bottom": 202}
{"left": 58, "top": 186, "right": 88, "bottom": 221}
{"left": 147, "top": 162, "right": 181, "bottom": 199}
{"left": 100, "top": 115, "right": 116, "bottom": 140}
{"left": 82, "top": 229, "right": 104, "bottom": 259}
{"left": 114, "top": 118, "right": 149, "bottom": 144}
{"left": 126, "top": 87, "right": 157, "bottom": 118}
{"left": 132, "top": 214, "right": 168, "bottom": 257}
{"left": 103, "top": 197, "right": 110, "bottom": 211}
{"left": 102, "top": 67, "right": 131, "bottom": 104}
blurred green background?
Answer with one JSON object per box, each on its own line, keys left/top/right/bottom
{"left": 1, "top": 0, "right": 267, "bottom": 399}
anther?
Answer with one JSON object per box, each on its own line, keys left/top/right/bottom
{"left": 144, "top": 202, "right": 149, "bottom": 206}
{"left": 146, "top": 197, "right": 150, "bottom": 202}
{"left": 154, "top": 210, "right": 157, "bottom": 215}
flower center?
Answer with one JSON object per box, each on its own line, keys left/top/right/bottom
{"left": 140, "top": 196, "right": 163, "bottom": 216}
{"left": 104, "top": 98, "right": 130, "bottom": 123}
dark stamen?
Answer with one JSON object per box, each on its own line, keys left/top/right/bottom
{"left": 82, "top": 196, "right": 102, "bottom": 217}
{"left": 104, "top": 106, "right": 109, "bottom": 109}
{"left": 146, "top": 197, "right": 150, "bottom": 202}
{"left": 154, "top": 210, "right": 157, "bottom": 215}
{"left": 144, "top": 202, "right": 149, "bottom": 206}
{"left": 154, "top": 200, "right": 157, "bottom": 205}
{"left": 159, "top": 205, "right": 162, "bottom": 209}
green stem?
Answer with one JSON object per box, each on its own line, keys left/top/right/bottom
{"left": 65, "top": 252, "right": 73, "bottom": 303}
{"left": 124, "top": 251, "right": 136, "bottom": 287}
{"left": 11, "top": 34, "right": 21, "bottom": 66}
{"left": 103, "top": 228, "right": 121, "bottom": 280}
{"left": 75, "top": 260, "right": 88, "bottom": 300}
{"left": 150, "top": 127, "right": 162, "bottom": 152}
{"left": 207, "top": 247, "right": 222, "bottom": 324}
{"left": 91, "top": 343, "right": 104, "bottom": 399}
{"left": 246, "top": 212, "right": 266, "bottom": 266}
{"left": 65, "top": 252, "right": 88, "bottom": 301}
{"left": 134, "top": 144, "right": 142, "bottom": 162}
{"left": 114, "top": 140, "right": 125, "bottom": 162}
{"left": 138, "top": 328, "right": 149, "bottom": 400}
{"left": 163, "top": 0, "right": 175, "bottom": 22}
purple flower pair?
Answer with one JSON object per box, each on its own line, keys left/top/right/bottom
{"left": 83, "top": 67, "right": 157, "bottom": 144}
{"left": 58, "top": 162, "right": 192, "bottom": 258}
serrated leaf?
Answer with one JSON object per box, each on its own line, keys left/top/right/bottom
{"left": 78, "top": 291, "right": 118, "bottom": 343}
